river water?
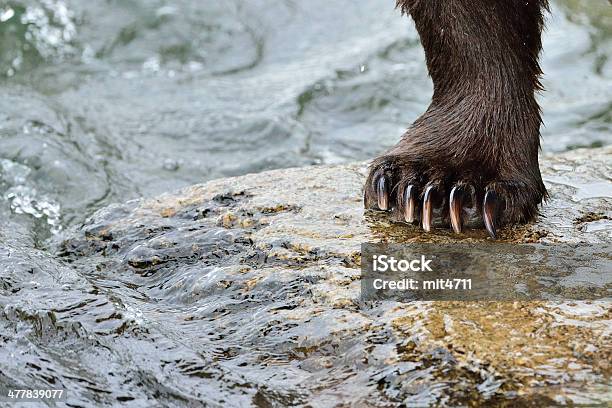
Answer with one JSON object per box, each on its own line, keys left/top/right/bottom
{"left": 0, "top": 0, "right": 610, "bottom": 406}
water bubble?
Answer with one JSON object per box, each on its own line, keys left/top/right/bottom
{"left": 163, "top": 158, "right": 181, "bottom": 171}
{"left": 0, "top": 7, "right": 15, "bottom": 22}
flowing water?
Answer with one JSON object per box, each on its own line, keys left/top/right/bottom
{"left": 0, "top": 0, "right": 610, "bottom": 406}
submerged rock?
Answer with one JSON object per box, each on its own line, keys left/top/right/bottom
{"left": 1, "top": 148, "right": 610, "bottom": 406}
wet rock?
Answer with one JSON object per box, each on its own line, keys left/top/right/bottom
{"left": 2, "top": 148, "right": 610, "bottom": 406}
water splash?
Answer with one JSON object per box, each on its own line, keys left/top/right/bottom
{"left": 1, "top": 159, "right": 62, "bottom": 233}
{"left": 0, "top": 0, "right": 78, "bottom": 76}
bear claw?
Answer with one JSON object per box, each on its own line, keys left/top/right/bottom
{"left": 483, "top": 190, "right": 499, "bottom": 239}
{"left": 449, "top": 186, "right": 464, "bottom": 234}
{"left": 366, "top": 172, "right": 521, "bottom": 239}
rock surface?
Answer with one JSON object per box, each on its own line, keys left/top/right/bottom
{"left": 1, "top": 148, "right": 611, "bottom": 406}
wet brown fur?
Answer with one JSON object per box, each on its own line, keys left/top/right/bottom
{"left": 365, "top": 0, "right": 549, "bottom": 228}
